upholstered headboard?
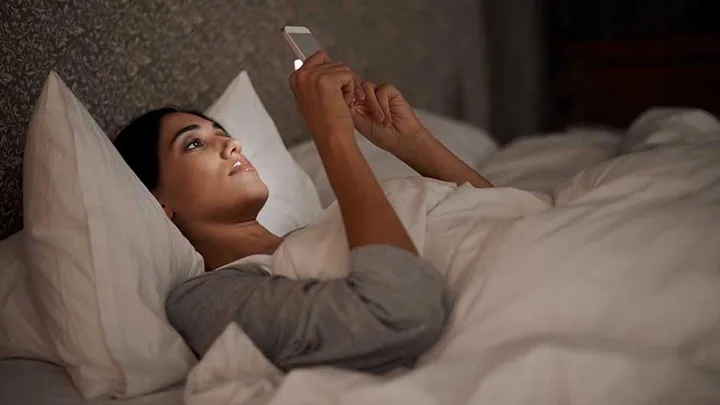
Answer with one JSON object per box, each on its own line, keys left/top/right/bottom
{"left": 0, "top": 0, "right": 489, "bottom": 240}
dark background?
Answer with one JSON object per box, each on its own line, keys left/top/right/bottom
{"left": 485, "top": 0, "right": 720, "bottom": 143}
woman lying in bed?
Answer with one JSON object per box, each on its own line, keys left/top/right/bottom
{"left": 113, "top": 51, "right": 493, "bottom": 374}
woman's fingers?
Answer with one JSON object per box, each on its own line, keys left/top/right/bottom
{"left": 289, "top": 54, "right": 368, "bottom": 111}
{"left": 361, "top": 81, "right": 384, "bottom": 122}
{"left": 353, "top": 74, "right": 366, "bottom": 103}
{"left": 323, "top": 62, "right": 364, "bottom": 103}
{"left": 318, "top": 64, "right": 364, "bottom": 106}
{"left": 303, "top": 50, "right": 332, "bottom": 68}
{"left": 376, "top": 84, "right": 396, "bottom": 126}
{"left": 320, "top": 66, "right": 358, "bottom": 107}
{"left": 301, "top": 59, "right": 365, "bottom": 105}
{"left": 292, "top": 59, "right": 346, "bottom": 89}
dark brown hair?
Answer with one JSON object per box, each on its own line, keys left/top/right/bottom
{"left": 113, "top": 107, "right": 227, "bottom": 191}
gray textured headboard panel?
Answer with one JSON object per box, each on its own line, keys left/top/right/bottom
{"left": 0, "top": 0, "right": 489, "bottom": 240}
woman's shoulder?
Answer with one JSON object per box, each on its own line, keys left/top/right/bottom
{"left": 170, "top": 258, "right": 272, "bottom": 304}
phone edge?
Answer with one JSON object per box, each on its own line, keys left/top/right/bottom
{"left": 282, "top": 25, "right": 312, "bottom": 35}
{"left": 282, "top": 30, "right": 308, "bottom": 60}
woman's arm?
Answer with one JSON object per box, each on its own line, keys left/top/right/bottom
{"left": 351, "top": 82, "right": 493, "bottom": 188}
{"left": 290, "top": 52, "right": 417, "bottom": 253}
{"left": 389, "top": 127, "right": 493, "bottom": 188}
{"left": 314, "top": 133, "right": 419, "bottom": 252}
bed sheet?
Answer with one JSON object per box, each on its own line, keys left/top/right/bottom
{"left": 0, "top": 358, "right": 184, "bottom": 405}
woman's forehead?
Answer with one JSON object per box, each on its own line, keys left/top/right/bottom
{"left": 160, "top": 113, "right": 212, "bottom": 142}
{"left": 162, "top": 112, "right": 211, "bottom": 131}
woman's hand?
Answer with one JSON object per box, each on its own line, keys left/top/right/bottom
{"left": 290, "top": 51, "right": 366, "bottom": 143}
{"left": 350, "top": 82, "right": 425, "bottom": 153}
{"left": 352, "top": 81, "right": 494, "bottom": 188}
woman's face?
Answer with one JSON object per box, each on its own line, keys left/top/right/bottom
{"left": 154, "top": 112, "right": 268, "bottom": 225}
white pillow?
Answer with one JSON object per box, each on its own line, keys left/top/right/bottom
{"left": 206, "top": 71, "right": 323, "bottom": 236}
{"left": 478, "top": 128, "right": 622, "bottom": 196}
{"left": 622, "top": 108, "right": 720, "bottom": 153}
{"left": 24, "top": 72, "right": 205, "bottom": 399}
{"left": 0, "top": 231, "right": 59, "bottom": 364}
{"left": 23, "top": 70, "right": 322, "bottom": 399}
{"left": 557, "top": 109, "right": 720, "bottom": 205}
{"left": 290, "top": 109, "right": 498, "bottom": 207}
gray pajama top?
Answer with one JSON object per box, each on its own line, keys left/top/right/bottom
{"left": 166, "top": 244, "right": 450, "bottom": 373}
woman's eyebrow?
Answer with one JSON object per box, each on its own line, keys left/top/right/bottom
{"left": 212, "top": 122, "right": 228, "bottom": 136}
{"left": 171, "top": 124, "right": 200, "bottom": 147}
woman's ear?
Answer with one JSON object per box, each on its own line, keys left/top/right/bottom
{"left": 153, "top": 192, "right": 176, "bottom": 221}
{"left": 160, "top": 203, "right": 176, "bottom": 221}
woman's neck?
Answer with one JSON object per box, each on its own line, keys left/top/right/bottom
{"left": 183, "top": 219, "right": 282, "bottom": 271}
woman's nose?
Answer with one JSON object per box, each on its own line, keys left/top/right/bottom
{"left": 221, "top": 137, "right": 242, "bottom": 159}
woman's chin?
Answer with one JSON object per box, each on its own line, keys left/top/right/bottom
{"left": 229, "top": 169, "right": 262, "bottom": 184}
{"left": 229, "top": 174, "right": 268, "bottom": 195}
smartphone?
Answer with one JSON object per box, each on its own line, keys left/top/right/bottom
{"left": 282, "top": 26, "right": 324, "bottom": 61}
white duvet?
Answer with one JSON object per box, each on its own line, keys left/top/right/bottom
{"left": 185, "top": 110, "right": 720, "bottom": 405}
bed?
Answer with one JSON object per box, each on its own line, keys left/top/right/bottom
{"left": 4, "top": 101, "right": 720, "bottom": 404}
{"left": 2, "top": 2, "right": 720, "bottom": 405}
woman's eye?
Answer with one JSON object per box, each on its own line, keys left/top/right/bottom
{"left": 185, "top": 138, "right": 204, "bottom": 150}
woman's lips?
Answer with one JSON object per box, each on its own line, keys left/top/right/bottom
{"left": 229, "top": 157, "right": 256, "bottom": 175}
